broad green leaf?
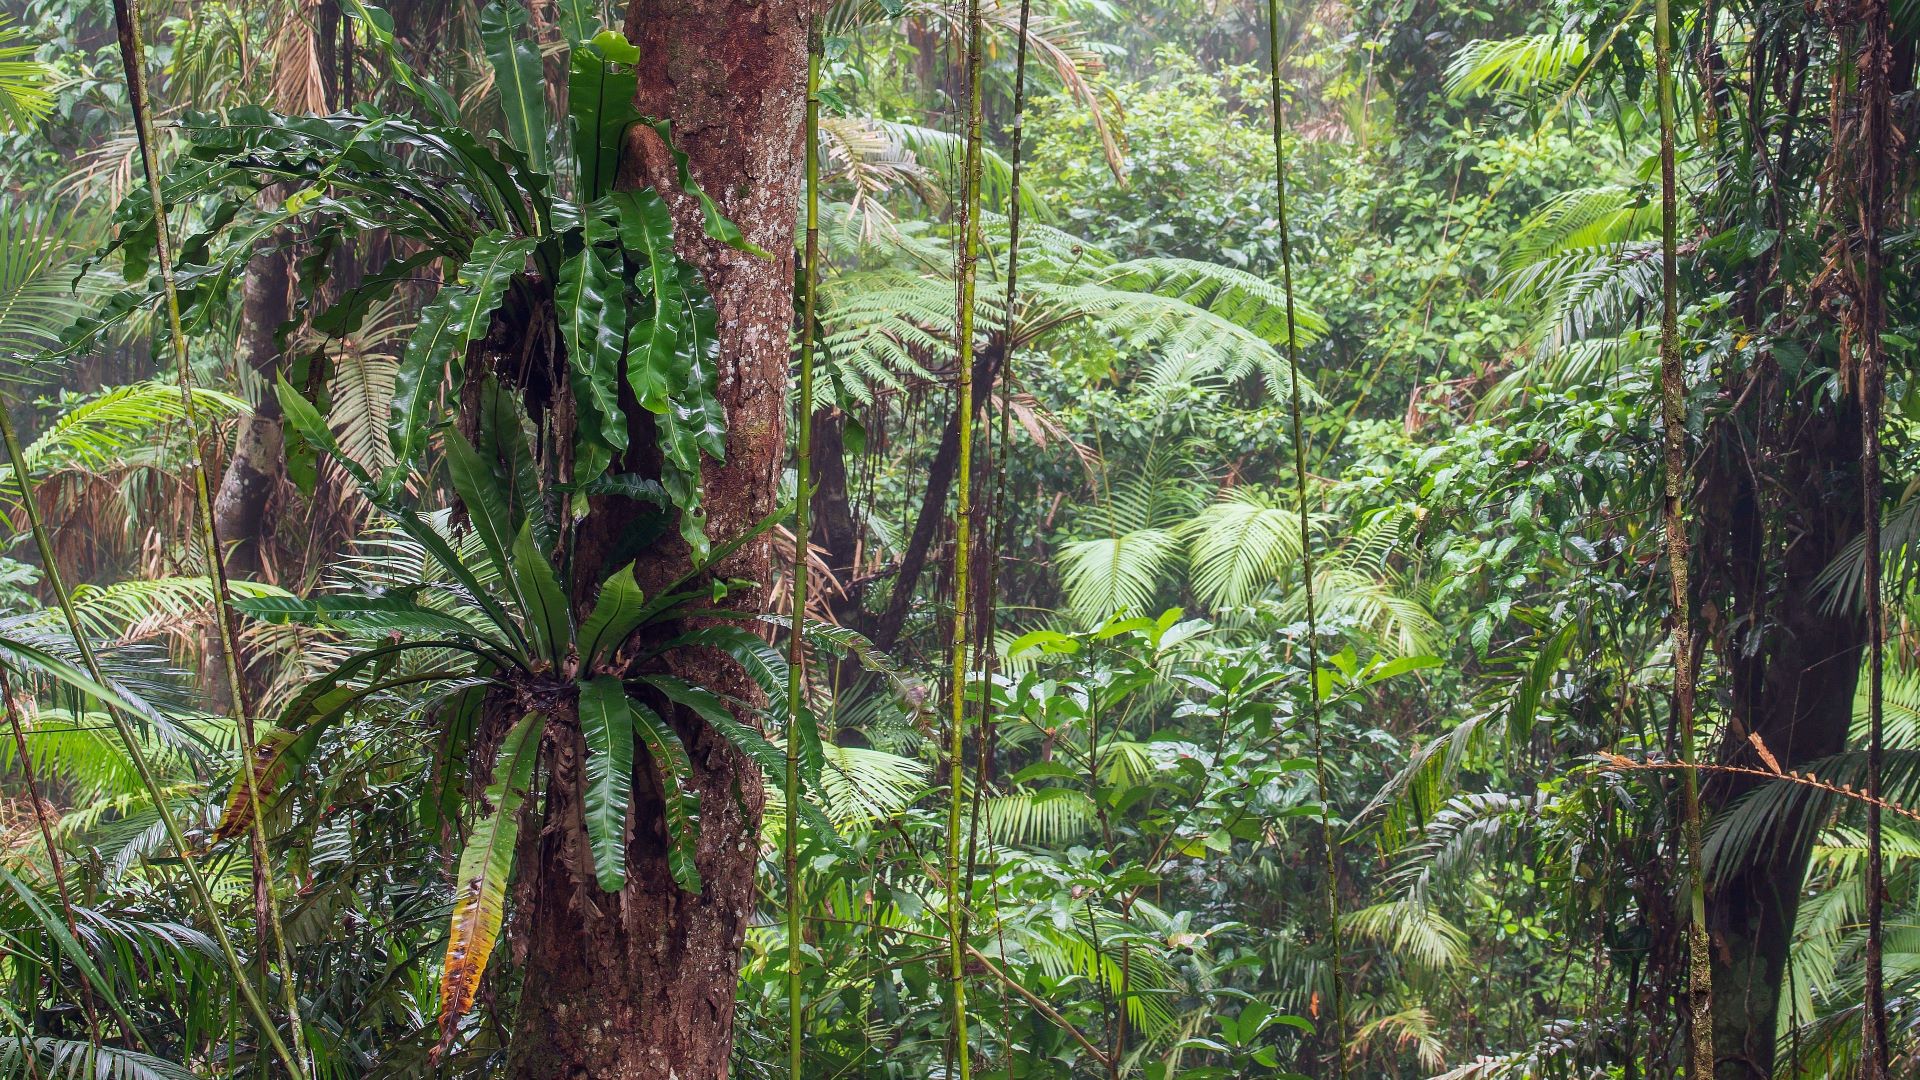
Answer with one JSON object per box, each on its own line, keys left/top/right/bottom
{"left": 656, "top": 625, "right": 789, "bottom": 724}
{"left": 480, "top": 0, "right": 550, "bottom": 175}
{"left": 578, "top": 563, "right": 647, "bottom": 667}
{"left": 233, "top": 593, "right": 486, "bottom": 639}
{"left": 610, "top": 189, "right": 684, "bottom": 415}
{"left": 578, "top": 676, "right": 636, "bottom": 891}
{"left": 311, "top": 250, "right": 439, "bottom": 338}
{"left": 508, "top": 521, "right": 571, "bottom": 663}
{"left": 638, "top": 673, "right": 845, "bottom": 858}
{"left": 560, "top": 205, "right": 629, "bottom": 488}
{"left": 387, "top": 232, "right": 537, "bottom": 491}
{"left": 630, "top": 699, "right": 703, "bottom": 893}
{"left": 275, "top": 374, "right": 374, "bottom": 490}
{"left": 438, "top": 712, "right": 542, "bottom": 1049}
{"left": 390, "top": 505, "right": 527, "bottom": 655}
{"left": 420, "top": 685, "right": 482, "bottom": 839}
{"left": 567, "top": 34, "right": 640, "bottom": 202}
{"left": 278, "top": 393, "right": 526, "bottom": 654}
{"left": 640, "top": 671, "right": 804, "bottom": 780}
{"left": 639, "top": 117, "right": 770, "bottom": 257}
{"left": 580, "top": 473, "right": 669, "bottom": 505}
{"left": 479, "top": 377, "right": 554, "bottom": 550}
{"left": 556, "top": 0, "right": 603, "bottom": 42}
{"left": 672, "top": 264, "right": 728, "bottom": 463}
{"left": 791, "top": 703, "right": 827, "bottom": 793}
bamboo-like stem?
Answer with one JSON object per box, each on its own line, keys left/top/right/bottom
{"left": 1262, "top": 8, "right": 1345, "bottom": 1074}
{"left": 1855, "top": 0, "right": 1893, "bottom": 1067}
{"left": 786, "top": 24, "right": 822, "bottom": 1080}
{"left": 0, "top": 405, "right": 306, "bottom": 1079}
{"left": 1652, "top": 0, "right": 1713, "bottom": 1072}
{"left": 944, "top": 0, "right": 986, "bottom": 1070}
{"left": 109, "top": 0, "right": 308, "bottom": 1069}
{"left": 980, "top": 0, "right": 1033, "bottom": 736}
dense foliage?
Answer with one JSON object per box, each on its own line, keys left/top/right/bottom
{"left": 0, "top": 0, "right": 1914, "bottom": 1077}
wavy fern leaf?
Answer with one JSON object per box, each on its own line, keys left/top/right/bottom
{"left": 437, "top": 712, "right": 542, "bottom": 1050}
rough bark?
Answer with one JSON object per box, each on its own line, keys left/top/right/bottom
{"left": 211, "top": 239, "right": 293, "bottom": 581}
{"left": 504, "top": 0, "right": 808, "bottom": 1075}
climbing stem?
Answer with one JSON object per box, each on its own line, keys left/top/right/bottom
{"left": 1853, "top": 0, "right": 1894, "bottom": 1068}
{"left": 945, "top": 0, "right": 986, "bottom": 1071}
{"left": 1263, "top": 7, "right": 1346, "bottom": 1073}
{"left": 1651, "top": 0, "right": 1713, "bottom": 1072}
{"left": 786, "top": 24, "right": 822, "bottom": 1080}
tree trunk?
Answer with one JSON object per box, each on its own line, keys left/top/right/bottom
{"left": 870, "top": 343, "right": 1002, "bottom": 652}
{"left": 1698, "top": 391, "right": 1863, "bottom": 1079}
{"left": 505, "top": 0, "right": 807, "bottom": 1075}
{"left": 211, "top": 238, "right": 293, "bottom": 581}
{"left": 809, "top": 409, "right": 867, "bottom": 628}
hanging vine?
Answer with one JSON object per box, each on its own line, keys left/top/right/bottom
{"left": 1849, "top": 0, "right": 1895, "bottom": 1067}
{"left": 1650, "top": 0, "right": 1714, "bottom": 1071}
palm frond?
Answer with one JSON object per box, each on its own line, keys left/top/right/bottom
{"left": 1181, "top": 489, "right": 1305, "bottom": 609}
{"left": 1057, "top": 529, "right": 1180, "bottom": 625}
{"left": 1446, "top": 33, "right": 1592, "bottom": 101}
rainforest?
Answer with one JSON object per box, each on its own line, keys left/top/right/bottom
{"left": 0, "top": 0, "right": 1912, "bottom": 1076}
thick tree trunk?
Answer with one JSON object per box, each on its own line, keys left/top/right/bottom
{"left": 211, "top": 239, "right": 293, "bottom": 581}
{"left": 505, "top": 0, "right": 807, "bottom": 1076}
{"left": 1698, "top": 395, "right": 1863, "bottom": 1079}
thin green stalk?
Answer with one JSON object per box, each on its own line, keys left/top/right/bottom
{"left": 1855, "top": 0, "right": 1894, "bottom": 1069}
{"left": 945, "top": 0, "right": 986, "bottom": 1072}
{"left": 963, "top": 0, "right": 1032, "bottom": 1053}
{"left": 786, "top": 26, "right": 822, "bottom": 1080}
{"left": 1652, "top": 0, "right": 1712, "bottom": 1074}
{"left": 980, "top": 0, "right": 1033, "bottom": 741}
{"left": 0, "top": 408, "right": 306, "bottom": 1080}
{"left": 1263, "top": 10, "right": 1346, "bottom": 1073}
{"left": 110, "top": 0, "right": 307, "bottom": 1070}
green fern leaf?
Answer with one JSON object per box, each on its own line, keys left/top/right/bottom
{"left": 438, "top": 711, "right": 542, "bottom": 1050}
{"left": 630, "top": 699, "right": 703, "bottom": 893}
{"left": 579, "top": 676, "right": 637, "bottom": 892}
{"left": 387, "top": 231, "right": 537, "bottom": 491}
